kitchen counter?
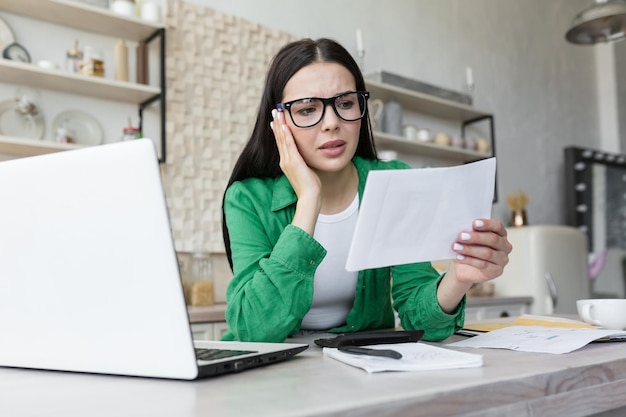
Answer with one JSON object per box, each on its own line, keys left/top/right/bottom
{"left": 187, "top": 303, "right": 227, "bottom": 323}
{"left": 466, "top": 295, "right": 532, "bottom": 306}
{"left": 187, "top": 297, "right": 533, "bottom": 324}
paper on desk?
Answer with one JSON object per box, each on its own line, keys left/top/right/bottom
{"left": 448, "top": 325, "right": 622, "bottom": 354}
{"left": 345, "top": 158, "right": 496, "bottom": 271}
{"left": 323, "top": 342, "right": 483, "bottom": 373}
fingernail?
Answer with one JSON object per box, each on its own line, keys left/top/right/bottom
{"left": 270, "top": 121, "right": 274, "bottom": 130}
{"left": 453, "top": 243, "right": 463, "bottom": 250}
{"left": 456, "top": 254, "right": 466, "bottom": 260}
{"left": 272, "top": 109, "right": 277, "bottom": 119}
{"left": 475, "top": 220, "right": 484, "bottom": 227}
{"left": 461, "top": 233, "right": 471, "bottom": 241}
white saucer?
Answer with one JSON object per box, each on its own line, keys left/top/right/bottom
{"left": 52, "top": 110, "right": 103, "bottom": 146}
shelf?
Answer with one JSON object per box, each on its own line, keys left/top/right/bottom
{"left": 0, "top": 0, "right": 167, "bottom": 161}
{"left": 0, "top": 59, "right": 160, "bottom": 103}
{"left": 0, "top": 135, "right": 84, "bottom": 157}
{"left": 365, "top": 79, "right": 490, "bottom": 121}
{"left": 0, "top": 0, "right": 163, "bottom": 42}
{"left": 374, "top": 132, "right": 490, "bottom": 163}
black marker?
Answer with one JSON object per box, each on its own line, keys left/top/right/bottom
{"left": 337, "top": 346, "right": 402, "bottom": 360}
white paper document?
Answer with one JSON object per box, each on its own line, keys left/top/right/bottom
{"left": 448, "top": 325, "right": 622, "bottom": 354}
{"left": 323, "top": 342, "right": 483, "bottom": 373}
{"left": 346, "top": 158, "right": 496, "bottom": 271}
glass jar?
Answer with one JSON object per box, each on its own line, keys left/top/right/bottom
{"left": 121, "top": 126, "right": 140, "bottom": 141}
{"left": 65, "top": 42, "right": 83, "bottom": 74}
{"left": 80, "top": 46, "right": 104, "bottom": 77}
{"left": 186, "top": 251, "right": 214, "bottom": 306}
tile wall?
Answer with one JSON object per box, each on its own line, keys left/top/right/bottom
{"left": 160, "top": 1, "right": 296, "bottom": 296}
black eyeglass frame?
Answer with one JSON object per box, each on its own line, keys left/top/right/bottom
{"left": 277, "top": 91, "right": 370, "bottom": 128}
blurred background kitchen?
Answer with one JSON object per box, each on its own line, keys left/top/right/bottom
{"left": 1, "top": 0, "right": 625, "bottom": 325}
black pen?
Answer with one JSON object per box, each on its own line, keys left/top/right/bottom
{"left": 338, "top": 346, "right": 403, "bottom": 360}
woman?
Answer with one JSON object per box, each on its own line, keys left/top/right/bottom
{"left": 221, "top": 38, "right": 511, "bottom": 342}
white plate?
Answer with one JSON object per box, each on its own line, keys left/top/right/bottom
{"left": 0, "top": 16, "right": 15, "bottom": 53}
{"left": 0, "top": 99, "right": 45, "bottom": 140}
{"left": 52, "top": 110, "right": 103, "bottom": 146}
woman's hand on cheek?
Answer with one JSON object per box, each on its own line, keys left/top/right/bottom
{"left": 271, "top": 109, "right": 321, "bottom": 200}
{"left": 450, "top": 218, "right": 512, "bottom": 284}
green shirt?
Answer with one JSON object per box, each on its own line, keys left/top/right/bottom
{"left": 222, "top": 156, "right": 465, "bottom": 342}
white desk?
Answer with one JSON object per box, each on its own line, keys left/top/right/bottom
{"left": 1, "top": 333, "right": 626, "bottom": 417}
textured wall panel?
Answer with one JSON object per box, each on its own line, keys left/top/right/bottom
{"left": 161, "top": 0, "right": 296, "bottom": 253}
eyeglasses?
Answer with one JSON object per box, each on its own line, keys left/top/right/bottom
{"left": 278, "top": 91, "right": 370, "bottom": 128}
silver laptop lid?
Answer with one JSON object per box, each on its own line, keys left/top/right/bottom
{"left": 0, "top": 140, "right": 199, "bottom": 379}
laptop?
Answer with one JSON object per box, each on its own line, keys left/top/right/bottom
{"left": 0, "top": 139, "right": 307, "bottom": 380}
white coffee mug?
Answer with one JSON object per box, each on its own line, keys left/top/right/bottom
{"left": 402, "top": 124, "right": 418, "bottom": 141}
{"left": 416, "top": 128, "right": 432, "bottom": 142}
{"left": 140, "top": 1, "right": 162, "bottom": 23}
{"left": 576, "top": 299, "right": 626, "bottom": 330}
{"left": 110, "top": 0, "right": 136, "bottom": 17}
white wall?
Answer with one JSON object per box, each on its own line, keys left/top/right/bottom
{"left": 0, "top": 0, "right": 611, "bottom": 228}
{"left": 188, "top": 0, "right": 602, "bottom": 226}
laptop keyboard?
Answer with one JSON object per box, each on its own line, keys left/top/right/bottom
{"left": 195, "top": 348, "right": 257, "bottom": 361}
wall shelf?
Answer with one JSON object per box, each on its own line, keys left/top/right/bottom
{"left": 365, "top": 79, "right": 491, "bottom": 121}
{"left": 0, "top": 60, "right": 161, "bottom": 103}
{"left": 0, "top": 0, "right": 162, "bottom": 42}
{"left": 0, "top": 135, "right": 83, "bottom": 156}
{"left": 365, "top": 79, "right": 495, "bottom": 164}
{"left": 0, "top": 0, "right": 166, "bottom": 161}
{"left": 374, "top": 131, "right": 490, "bottom": 163}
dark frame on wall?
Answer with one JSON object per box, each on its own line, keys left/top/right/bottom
{"left": 565, "top": 146, "right": 626, "bottom": 254}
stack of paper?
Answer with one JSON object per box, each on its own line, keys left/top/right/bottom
{"left": 449, "top": 325, "right": 624, "bottom": 354}
{"left": 323, "top": 342, "right": 483, "bottom": 373}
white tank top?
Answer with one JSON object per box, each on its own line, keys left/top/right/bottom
{"left": 301, "top": 194, "right": 359, "bottom": 330}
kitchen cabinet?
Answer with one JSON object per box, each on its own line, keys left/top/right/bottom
{"left": 0, "top": 0, "right": 166, "bottom": 161}
{"left": 464, "top": 296, "right": 532, "bottom": 322}
{"left": 188, "top": 304, "right": 229, "bottom": 340}
{"left": 365, "top": 79, "right": 495, "bottom": 164}
{"left": 191, "top": 322, "right": 229, "bottom": 341}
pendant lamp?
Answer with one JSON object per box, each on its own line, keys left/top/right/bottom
{"left": 566, "top": 0, "right": 626, "bottom": 45}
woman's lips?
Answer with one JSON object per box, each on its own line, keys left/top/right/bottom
{"left": 319, "top": 140, "right": 346, "bottom": 156}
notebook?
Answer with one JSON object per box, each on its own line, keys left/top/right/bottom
{"left": 0, "top": 139, "right": 307, "bottom": 380}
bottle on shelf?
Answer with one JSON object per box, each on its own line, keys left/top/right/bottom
{"left": 65, "top": 40, "right": 83, "bottom": 74}
{"left": 120, "top": 117, "right": 142, "bottom": 141}
{"left": 114, "top": 39, "right": 129, "bottom": 82}
{"left": 184, "top": 251, "right": 214, "bottom": 306}
{"left": 121, "top": 126, "right": 140, "bottom": 141}
{"left": 381, "top": 100, "right": 403, "bottom": 136}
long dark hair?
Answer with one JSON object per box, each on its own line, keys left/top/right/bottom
{"left": 222, "top": 38, "right": 378, "bottom": 268}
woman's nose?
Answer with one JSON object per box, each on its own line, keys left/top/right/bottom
{"left": 319, "top": 103, "right": 340, "bottom": 130}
